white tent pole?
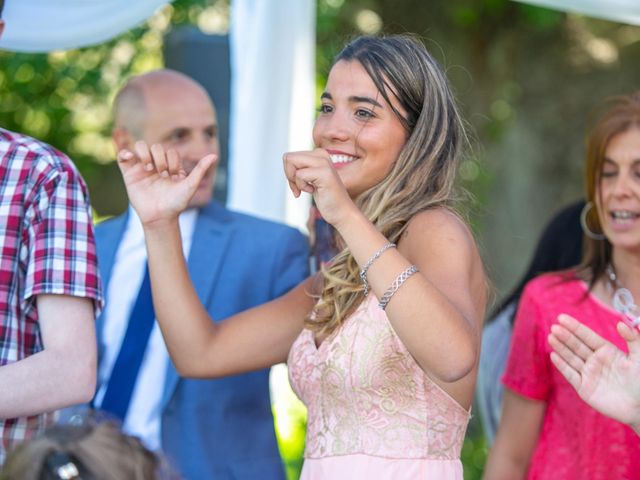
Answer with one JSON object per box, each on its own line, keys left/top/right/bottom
{"left": 228, "top": 0, "right": 316, "bottom": 229}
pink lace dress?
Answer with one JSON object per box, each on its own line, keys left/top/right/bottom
{"left": 503, "top": 273, "right": 640, "bottom": 479}
{"left": 288, "top": 294, "right": 470, "bottom": 479}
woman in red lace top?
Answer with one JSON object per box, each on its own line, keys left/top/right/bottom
{"left": 484, "top": 93, "right": 640, "bottom": 479}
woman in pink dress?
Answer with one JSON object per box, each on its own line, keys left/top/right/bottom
{"left": 116, "top": 35, "right": 487, "bottom": 479}
{"left": 484, "top": 93, "right": 640, "bottom": 479}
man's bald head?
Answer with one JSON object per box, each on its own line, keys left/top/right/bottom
{"left": 112, "top": 69, "right": 220, "bottom": 208}
{"left": 112, "top": 69, "right": 213, "bottom": 140}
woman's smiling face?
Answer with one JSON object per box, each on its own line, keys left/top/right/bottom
{"left": 312, "top": 60, "right": 409, "bottom": 199}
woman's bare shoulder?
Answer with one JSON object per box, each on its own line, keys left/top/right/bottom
{"left": 404, "top": 207, "right": 476, "bottom": 250}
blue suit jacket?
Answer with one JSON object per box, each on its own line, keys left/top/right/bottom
{"left": 95, "top": 201, "right": 309, "bottom": 480}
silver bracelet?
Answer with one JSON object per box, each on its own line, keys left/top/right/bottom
{"left": 378, "top": 265, "right": 419, "bottom": 310}
{"left": 360, "top": 242, "right": 396, "bottom": 296}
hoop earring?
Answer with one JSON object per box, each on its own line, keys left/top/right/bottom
{"left": 580, "top": 201, "right": 606, "bottom": 241}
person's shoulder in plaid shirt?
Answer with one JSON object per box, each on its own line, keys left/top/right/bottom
{"left": 0, "top": 128, "right": 104, "bottom": 465}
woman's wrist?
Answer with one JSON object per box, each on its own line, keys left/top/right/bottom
{"left": 332, "top": 203, "right": 369, "bottom": 239}
{"left": 142, "top": 216, "right": 180, "bottom": 235}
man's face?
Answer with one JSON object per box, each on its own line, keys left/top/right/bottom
{"left": 141, "top": 83, "right": 220, "bottom": 208}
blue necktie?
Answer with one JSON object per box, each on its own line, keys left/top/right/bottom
{"left": 100, "top": 264, "right": 156, "bottom": 421}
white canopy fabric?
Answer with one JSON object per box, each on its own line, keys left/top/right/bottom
{"left": 514, "top": 0, "right": 640, "bottom": 25}
{"left": 0, "top": 0, "right": 169, "bottom": 52}
{"left": 227, "top": 0, "right": 315, "bottom": 228}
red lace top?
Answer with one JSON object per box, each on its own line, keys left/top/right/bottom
{"left": 503, "top": 273, "right": 640, "bottom": 480}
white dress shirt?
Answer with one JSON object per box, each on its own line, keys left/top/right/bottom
{"left": 94, "top": 207, "right": 197, "bottom": 450}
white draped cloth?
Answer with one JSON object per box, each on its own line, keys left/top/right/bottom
{"left": 514, "top": 0, "right": 640, "bottom": 25}
{"left": 0, "top": 0, "right": 169, "bottom": 52}
{"left": 0, "top": 1, "right": 636, "bottom": 53}
{"left": 227, "top": 0, "right": 315, "bottom": 227}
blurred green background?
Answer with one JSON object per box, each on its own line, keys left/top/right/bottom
{"left": 2, "top": 1, "right": 639, "bottom": 478}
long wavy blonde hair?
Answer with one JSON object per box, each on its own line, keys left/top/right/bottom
{"left": 307, "top": 35, "right": 466, "bottom": 336}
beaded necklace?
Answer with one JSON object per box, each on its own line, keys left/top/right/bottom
{"left": 606, "top": 264, "right": 640, "bottom": 329}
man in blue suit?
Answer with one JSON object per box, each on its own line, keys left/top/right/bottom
{"left": 92, "top": 69, "right": 309, "bottom": 479}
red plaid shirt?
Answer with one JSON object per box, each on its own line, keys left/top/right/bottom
{"left": 0, "top": 129, "right": 103, "bottom": 463}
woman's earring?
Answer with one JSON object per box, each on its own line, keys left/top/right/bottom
{"left": 580, "top": 201, "right": 606, "bottom": 241}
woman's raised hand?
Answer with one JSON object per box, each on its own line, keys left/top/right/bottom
{"left": 283, "top": 148, "right": 357, "bottom": 228}
{"left": 117, "top": 141, "right": 216, "bottom": 226}
{"left": 549, "top": 314, "right": 640, "bottom": 429}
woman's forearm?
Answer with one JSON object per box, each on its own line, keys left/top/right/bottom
{"left": 144, "top": 219, "right": 219, "bottom": 375}
{"left": 334, "top": 208, "right": 481, "bottom": 382}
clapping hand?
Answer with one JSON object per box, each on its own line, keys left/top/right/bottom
{"left": 549, "top": 314, "right": 640, "bottom": 431}
{"left": 117, "top": 141, "right": 216, "bottom": 226}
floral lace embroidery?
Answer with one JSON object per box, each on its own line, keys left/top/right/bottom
{"left": 288, "top": 295, "right": 469, "bottom": 460}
